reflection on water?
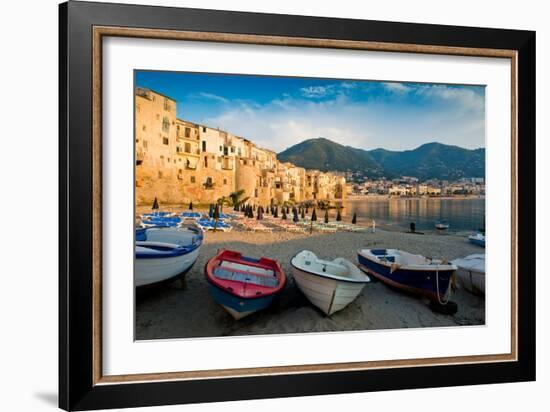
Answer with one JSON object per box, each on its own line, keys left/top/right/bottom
{"left": 338, "top": 197, "right": 485, "bottom": 232}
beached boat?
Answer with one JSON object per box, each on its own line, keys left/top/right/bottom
{"left": 357, "top": 248, "right": 456, "bottom": 302}
{"left": 135, "top": 226, "right": 203, "bottom": 287}
{"left": 205, "top": 250, "right": 286, "bottom": 319}
{"left": 435, "top": 220, "right": 450, "bottom": 230}
{"left": 290, "top": 250, "right": 370, "bottom": 315}
{"left": 468, "top": 232, "right": 486, "bottom": 247}
{"left": 451, "top": 254, "right": 485, "bottom": 295}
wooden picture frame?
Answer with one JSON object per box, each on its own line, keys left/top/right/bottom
{"left": 59, "top": 1, "right": 535, "bottom": 410}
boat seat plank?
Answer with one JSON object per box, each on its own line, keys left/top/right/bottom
{"left": 220, "top": 261, "right": 274, "bottom": 277}
{"left": 213, "top": 267, "right": 279, "bottom": 288}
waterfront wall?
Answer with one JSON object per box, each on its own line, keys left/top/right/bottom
{"left": 135, "top": 87, "right": 346, "bottom": 206}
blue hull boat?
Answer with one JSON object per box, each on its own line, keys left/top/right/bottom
{"left": 135, "top": 226, "right": 203, "bottom": 287}
{"left": 468, "top": 233, "right": 486, "bottom": 247}
{"left": 357, "top": 248, "right": 456, "bottom": 302}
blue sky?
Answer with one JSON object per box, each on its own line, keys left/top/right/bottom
{"left": 136, "top": 71, "right": 485, "bottom": 153}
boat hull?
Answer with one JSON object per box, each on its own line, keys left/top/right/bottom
{"left": 208, "top": 283, "right": 276, "bottom": 319}
{"left": 135, "top": 247, "right": 200, "bottom": 287}
{"left": 452, "top": 255, "right": 485, "bottom": 295}
{"left": 468, "top": 237, "right": 486, "bottom": 247}
{"left": 455, "top": 267, "right": 485, "bottom": 295}
{"left": 205, "top": 250, "right": 285, "bottom": 319}
{"left": 357, "top": 253, "right": 453, "bottom": 301}
{"left": 291, "top": 267, "right": 367, "bottom": 315}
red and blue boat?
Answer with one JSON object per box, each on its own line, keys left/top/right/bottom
{"left": 357, "top": 248, "right": 457, "bottom": 302}
{"left": 205, "top": 250, "right": 286, "bottom": 319}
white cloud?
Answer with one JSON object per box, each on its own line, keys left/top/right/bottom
{"left": 382, "top": 82, "right": 412, "bottom": 93}
{"left": 188, "top": 92, "right": 229, "bottom": 103}
{"left": 300, "top": 85, "right": 334, "bottom": 98}
{"left": 199, "top": 83, "right": 485, "bottom": 153}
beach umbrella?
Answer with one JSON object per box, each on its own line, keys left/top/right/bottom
{"left": 324, "top": 209, "right": 329, "bottom": 224}
{"left": 352, "top": 213, "right": 357, "bottom": 224}
{"left": 336, "top": 208, "right": 342, "bottom": 221}
{"left": 311, "top": 208, "right": 317, "bottom": 222}
{"left": 208, "top": 204, "right": 214, "bottom": 218}
{"left": 152, "top": 197, "right": 159, "bottom": 210}
{"left": 301, "top": 208, "right": 305, "bottom": 219}
{"left": 188, "top": 201, "right": 193, "bottom": 210}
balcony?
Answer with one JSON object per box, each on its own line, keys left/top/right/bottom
{"left": 176, "top": 133, "right": 200, "bottom": 142}
{"left": 176, "top": 147, "right": 201, "bottom": 157}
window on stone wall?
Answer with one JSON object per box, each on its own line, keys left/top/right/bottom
{"left": 185, "top": 127, "right": 190, "bottom": 138}
{"left": 163, "top": 137, "right": 169, "bottom": 145}
{"left": 202, "top": 126, "right": 206, "bottom": 132}
{"left": 162, "top": 116, "right": 170, "bottom": 133}
{"left": 204, "top": 157, "right": 208, "bottom": 168}
{"left": 223, "top": 179, "right": 227, "bottom": 185}
{"left": 190, "top": 176, "right": 196, "bottom": 183}
{"left": 158, "top": 171, "right": 163, "bottom": 179}
{"left": 143, "top": 140, "right": 148, "bottom": 148}
{"left": 185, "top": 143, "right": 191, "bottom": 153}
{"left": 202, "top": 141, "right": 206, "bottom": 152}
{"left": 142, "top": 125, "right": 146, "bottom": 131}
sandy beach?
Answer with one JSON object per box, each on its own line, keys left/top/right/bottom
{"left": 136, "top": 226, "right": 485, "bottom": 340}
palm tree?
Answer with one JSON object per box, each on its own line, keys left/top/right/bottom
{"left": 228, "top": 189, "right": 248, "bottom": 207}
{"left": 336, "top": 208, "right": 342, "bottom": 221}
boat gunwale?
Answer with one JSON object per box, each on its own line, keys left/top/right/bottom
{"left": 357, "top": 249, "right": 457, "bottom": 272}
{"left": 290, "top": 251, "right": 370, "bottom": 284}
{"left": 205, "top": 250, "right": 287, "bottom": 300}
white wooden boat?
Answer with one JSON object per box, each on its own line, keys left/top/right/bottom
{"left": 451, "top": 254, "right": 485, "bottom": 295}
{"left": 135, "top": 226, "right": 203, "bottom": 287}
{"left": 290, "top": 250, "right": 370, "bottom": 315}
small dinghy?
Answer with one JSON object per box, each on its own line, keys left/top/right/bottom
{"left": 290, "top": 250, "right": 370, "bottom": 315}
{"left": 451, "top": 254, "right": 485, "bottom": 295}
{"left": 205, "top": 250, "right": 286, "bottom": 319}
{"left": 468, "top": 232, "right": 486, "bottom": 247}
{"left": 135, "top": 226, "right": 203, "bottom": 287}
{"left": 357, "top": 248, "right": 456, "bottom": 303}
{"left": 435, "top": 220, "right": 450, "bottom": 230}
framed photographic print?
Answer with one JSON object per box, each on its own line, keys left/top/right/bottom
{"left": 59, "top": 1, "right": 536, "bottom": 410}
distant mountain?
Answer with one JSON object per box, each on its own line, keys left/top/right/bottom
{"left": 369, "top": 142, "right": 485, "bottom": 180}
{"left": 278, "top": 138, "right": 485, "bottom": 180}
{"left": 277, "top": 138, "right": 386, "bottom": 178}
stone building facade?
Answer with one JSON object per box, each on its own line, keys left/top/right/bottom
{"left": 135, "top": 88, "right": 346, "bottom": 206}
